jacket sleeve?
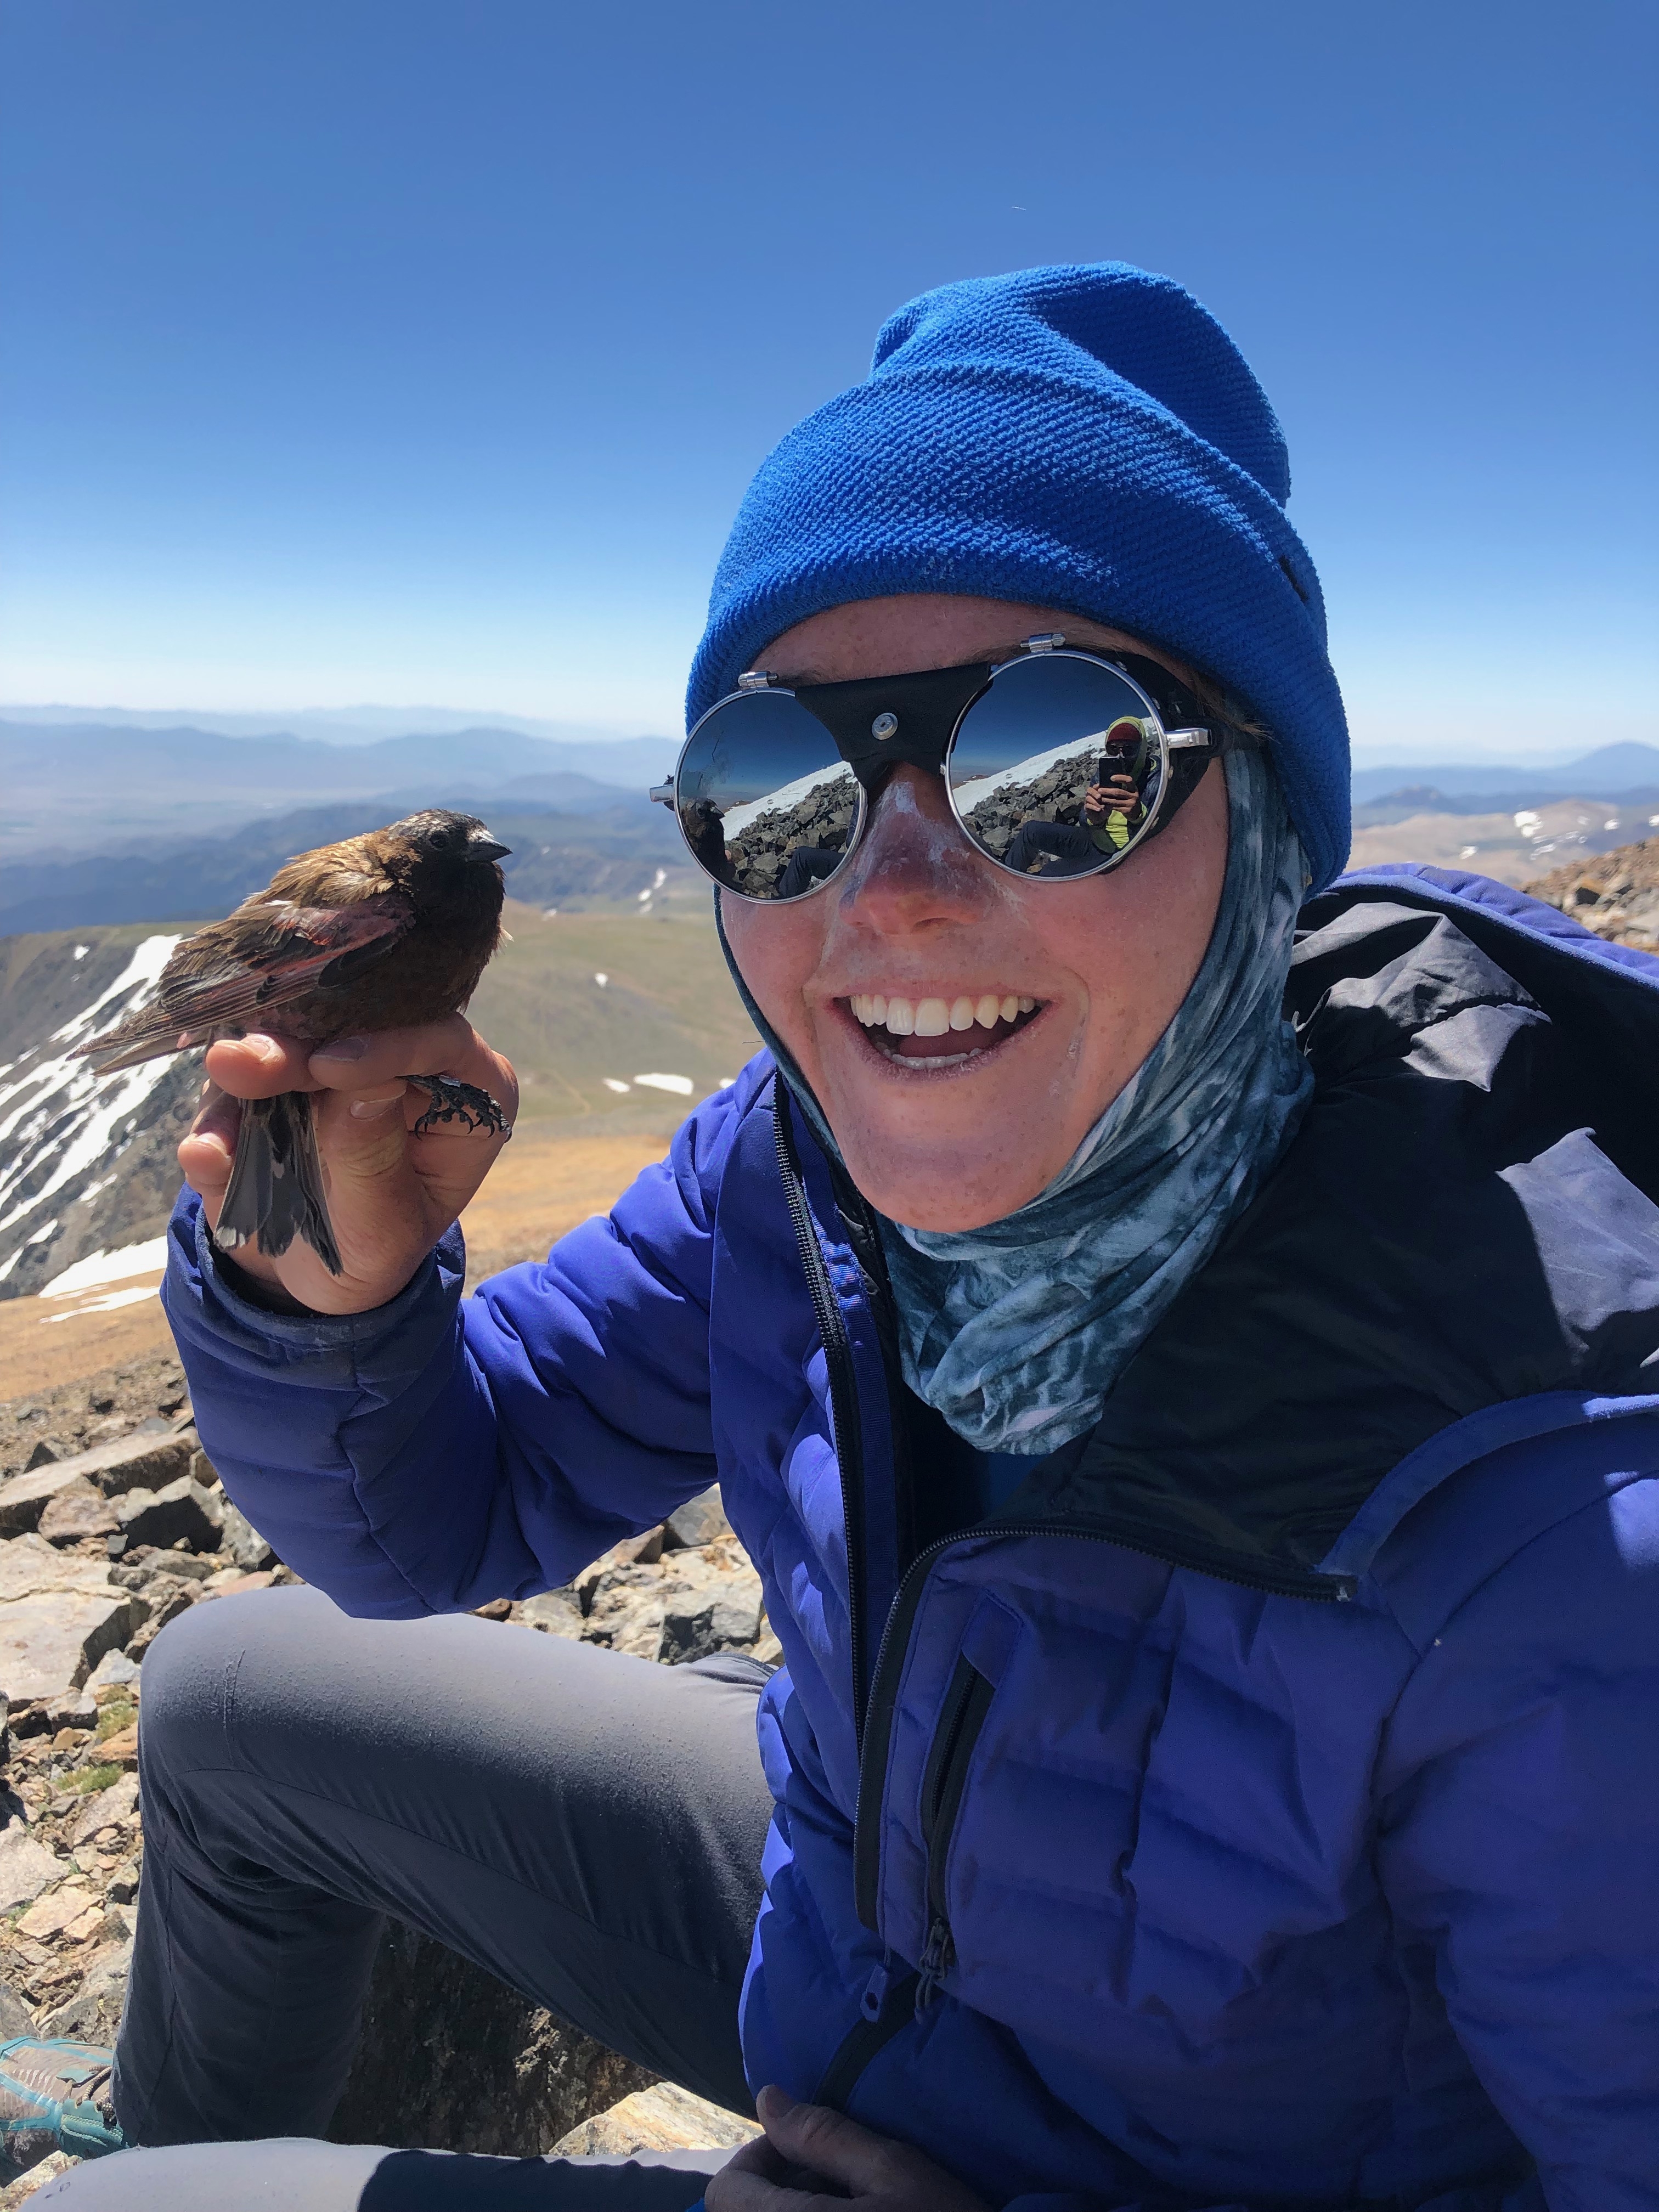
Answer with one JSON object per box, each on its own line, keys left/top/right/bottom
{"left": 1374, "top": 1470, "right": 1659, "bottom": 2212}
{"left": 161, "top": 1067, "right": 769, "bottom": 1618}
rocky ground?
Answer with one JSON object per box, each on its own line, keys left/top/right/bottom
{"left": 0, "top": 1359, "right": 771, "bottom": 2194}
{"left": 958, "top": 748, "right": 1101, "bottom": 862}
{"left": 721, "top": 777, "right": 858, "bottom": 898}
{"left": 1523, "top": 833, "right": 1659, "bottom": 953}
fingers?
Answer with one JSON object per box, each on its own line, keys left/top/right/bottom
{"left": 702, "top": 2170, "right": 811, "bottom": 2211}
{"left": 177, "top": 1082, "right": 240, "bottom": 1224}
{"left": 203, "top": 1031, "right": 315, "bottom": 1100}
{"left": 704, "top": 2161, "right": 838, "bottom": 2212}
{"left": 703, "top": 2132, "right": 793, "bottom": 2211}
{"left": 204, "top": 1015, "right": 517, "bottom": 1126}
{"left": 308, "top": 1015, "right": 516, "bottom": 1115}
{"left": 720, "top": 2087, "right": 990, "bottom": 2211}
{"left": 755, "top": 2091, "right": 895, "bottom": 2193}
{"left": 178, "top": 1024, "right": 521, "bottom": 1317}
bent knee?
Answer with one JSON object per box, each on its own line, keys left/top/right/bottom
{"left": 136, "top": 1584, "right": 338, "bottom": 1785}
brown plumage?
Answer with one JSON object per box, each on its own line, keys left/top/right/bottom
{"left": 79, "top": 809, "right": 512, "bottom": 1274}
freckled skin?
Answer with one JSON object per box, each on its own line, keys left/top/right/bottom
{"left": 723, "top": 596, "right": 1229, "bottom": 1233}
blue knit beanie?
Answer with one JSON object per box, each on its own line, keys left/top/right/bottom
{"left": 688, "top": 262, "right": 1351, "bottom": 893}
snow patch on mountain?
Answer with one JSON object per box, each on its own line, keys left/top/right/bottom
{"left": 0, "top": 931, "right": 201, "bottom": 1301}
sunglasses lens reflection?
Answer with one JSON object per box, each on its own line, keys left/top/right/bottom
{"left": 947, "top": 657, "right": 1163, "bottom": 877}
{"left": 675, "top": 691, "right": 861, "bottom": 900}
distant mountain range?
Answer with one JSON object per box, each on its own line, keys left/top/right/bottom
{"left": 1350, "top": 742, "right": 1659, "bottom": 805}
{"left": 5, "top": 715, "right": 1656, "bottom": 935}
{"left": 1, "top": 702, "right": 658, "bottom": 746}
{"left": 1, "top": 718, "right": 680, "bottom": 860}
{"left": 0, "top": 792, "right": 690, "bottom": 939}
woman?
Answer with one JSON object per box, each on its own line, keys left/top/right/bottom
{"left": 15, "top": 264, "right": 1658, "bottom": 2210}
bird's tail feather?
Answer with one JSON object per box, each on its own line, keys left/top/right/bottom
{"left": 215, "top": 1091, "right": 342, "bottom": 1275}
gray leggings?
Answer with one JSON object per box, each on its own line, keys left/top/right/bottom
{"left": 50, "top": 1585, "right": 776, "bottom": 2208}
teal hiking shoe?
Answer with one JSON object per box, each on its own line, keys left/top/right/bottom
{"left": 0, "top": 2039, "right": 124, "bottom": 2175}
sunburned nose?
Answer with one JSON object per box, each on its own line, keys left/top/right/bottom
{"left": 837, "top": 766, "right": 990, "bottom": 930}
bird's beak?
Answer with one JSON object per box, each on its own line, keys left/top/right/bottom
{"left": 473, "top": 838, "right": 511, "bottom": 862}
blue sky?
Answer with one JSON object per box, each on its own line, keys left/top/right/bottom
{"left": 2, "top": 0, "right": 1654, "bottom": 760}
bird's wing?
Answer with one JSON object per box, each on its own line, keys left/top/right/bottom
{"left": 77, "top": 894, "right": 415, "bottom": 1070}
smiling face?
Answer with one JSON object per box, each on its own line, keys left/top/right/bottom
{"left": 721, "top": 595, "right": 1231, "bottom": 1232}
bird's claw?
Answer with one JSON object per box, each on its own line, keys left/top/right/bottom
{"left": 401, "top": 1074, "right": 512, "bottom": 1139}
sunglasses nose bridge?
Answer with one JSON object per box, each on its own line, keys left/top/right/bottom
{"left": 834, "top": 765, "right": 998, "bottom": 915}
{"left": 817, "top": 716, "right": 963, "bottom": 797}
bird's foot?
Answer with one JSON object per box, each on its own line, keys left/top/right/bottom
{"left": 401, "top": 1074, "right": 512, "bottom": 1139}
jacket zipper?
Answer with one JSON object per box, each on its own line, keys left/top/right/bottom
{"left": 853, "top": 1523, "right": 1355, "bottom": 1933}
{"left": 914, "top": 1653, "right": 998, "bottom": 2010}
{"left": 812, "top": 1954, "right": 922, "bottom": 2109}
{"left": 770, "top": 1083, "right": 1359, "bottom": 1962}
{"left": 774, "top": 1092, "right": 871, "bottom": 1742}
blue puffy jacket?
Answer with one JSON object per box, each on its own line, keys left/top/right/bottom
{"left": 162, "top": 872, "right": 1659, "bottom": 2211}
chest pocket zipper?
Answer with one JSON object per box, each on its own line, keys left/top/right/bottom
{"left": 915, "top": 1652, "right": 998, "bottom": 2011}
{"left": 812, "top": 1649, "right": 998, "bottom": 2108}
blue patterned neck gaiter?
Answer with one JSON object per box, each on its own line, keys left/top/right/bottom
{"left": 878, "top": 746, "right": 1312, "bottom": 1453}
{"left": 718, "top": 744, "right": 1313, "bottom": 1457}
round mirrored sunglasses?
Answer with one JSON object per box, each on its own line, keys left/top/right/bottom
{"left": 650, "top": 636, "right": 1233, "bottom": 904}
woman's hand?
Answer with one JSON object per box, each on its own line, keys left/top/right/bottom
{"left": 178, "top": 1016, "right": 518, "bottom": 1317}
{"left": 707, "top": 2087, "right": 990, "bottom": 2212}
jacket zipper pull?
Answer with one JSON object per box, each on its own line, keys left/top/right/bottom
{"left": 914, "top": 1916, "right": 954, "bottom": 2013}
{"left": 860, "top": 1953, "right": 896, "bottom": 2021}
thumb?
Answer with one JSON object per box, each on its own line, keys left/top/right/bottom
{"left": 754, "top": 2087, "right": 892, "bottom": 2190}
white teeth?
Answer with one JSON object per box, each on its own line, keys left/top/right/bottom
{"left": 849, "top": 990, "right": 1041, "bottom": 1034}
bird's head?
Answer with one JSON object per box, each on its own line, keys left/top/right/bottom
{"left": 373, "top": 811, "right": 511, "bottom": 923}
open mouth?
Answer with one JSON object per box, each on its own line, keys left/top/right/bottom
{"left": 843, "top": 991, "right": 1043, "bottom": 1069}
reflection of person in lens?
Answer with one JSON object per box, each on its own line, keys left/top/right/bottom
{"left": 681, "top": 796, "right": 737, "bottom": 887}
{"left": 1003, "top": 726, "right": 1149, "bottom": 875}
{"left": 775, "top": 845, "right": 845, "bottom": 900}
{"left": 1085, "top": 720, "right": 1152, "bottom": 851}
{"left": 107, "top": 264, "right": 1659, "bottom": 2212}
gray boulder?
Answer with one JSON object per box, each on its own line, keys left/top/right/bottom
{"left": 84, "top": 1647, "right": 140, "bottom": 1694}
{"left": 664, "top": 1487, "right": 731, "bottom": 1550}
{"left": 512, "top": 1589, "right": 584, "bottom": 1639}
{"left": 0, "top": 1821, "right": 64, "bottom": 1914}
{"left": 218, "top": 1498, "right": 276, "bottom": 1574}
{"left": 37, "top": 1477, "right": 120, "bottom": 1547}
{"left": 0, "top": 1979, "right": 32, "bottom": 2041}
{"left": 116, "top": 1476, "right": 224, "bottom": 1554}
{"left": 68, "top": 1771, "right": 140, "bottom": 1852}
{"left": 0, "top": 1462, "right": 97, "bottom": 1538}
{"left": 0, "top": 1433, "right": 194, "bottom": 1533}
{"left": 37, "top": 1938, "right": 133, "bottom": 2042}
{"left": 0, "top": 1541, "right": 149, "bottom": 1704}
{"left": 0, "top": 1589, "right": 146, "bottom": 1702}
